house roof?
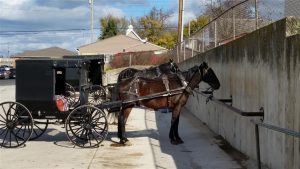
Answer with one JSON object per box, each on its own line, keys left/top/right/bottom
{"left": 78, "top": 26, "right": 167, "bottom": 55}
{"left": 13, "top": 47, "right": 76, "bottom": 58}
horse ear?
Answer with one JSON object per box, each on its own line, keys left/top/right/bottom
{"left": 169, "top": 58, "right": 173, "bottom": 62}
{"left": 202, "top": 62, "right": 208, "bottom": 68}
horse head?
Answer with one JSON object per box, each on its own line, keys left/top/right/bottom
{"left": 199, "top": 62, "right": 220, "bottom": 90}
{"left": 158, "top": 59, "right": 180, "bottom": 74}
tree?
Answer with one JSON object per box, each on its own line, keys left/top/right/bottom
{"left": 183, "top": 16, "right": 210, "bottom": 38}
{"left": 157, "top": 31, "right": 178, "bottom": 49}
{"left": 99, "top": 15, "right": 129, "bottom": 39}
{"left": 204, "top": 0, "right": 237, "bottom": 18}
{"left": 135, "top": 7, "right": 174, "bottom": 48}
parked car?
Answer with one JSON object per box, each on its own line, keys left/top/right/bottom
{"left": 9, "top": 68, "right": 16, "bottom": 79}
{"left": 0, "top": 68, "right": 9, "bottom": 79}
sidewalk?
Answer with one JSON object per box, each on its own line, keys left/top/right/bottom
{"left": 89, "top": 107, "right": 244, "bottom": 169}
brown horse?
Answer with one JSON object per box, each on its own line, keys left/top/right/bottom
{"left": 117, "top": 62, "right": 220, "bottom": 145}
{"left": 115, "top": 59, "right": 184, "bottom": 123}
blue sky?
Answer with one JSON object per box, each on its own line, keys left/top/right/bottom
{"left": 0, "top": 0, "right": 207, "bottom": 56}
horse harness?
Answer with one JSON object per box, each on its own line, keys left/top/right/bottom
{"left": 121, "top": 72, "right": 190, "bottom": 107}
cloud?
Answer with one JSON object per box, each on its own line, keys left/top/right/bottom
{"left": 0, "top": 0, "right": 210, "bottom": 56}
{"left": 0, "top": 0, "right": 126, "bottom": 56}
{"left": 166, "top": 0, "right": 207, "bottom": 26}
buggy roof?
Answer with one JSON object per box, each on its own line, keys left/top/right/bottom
{"left": 17, "top": 55, "right": 105, "bottom": 68}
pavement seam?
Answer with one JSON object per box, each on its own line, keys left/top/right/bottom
{"left": 87, "top": 147, "right": 100, "bottom": 169}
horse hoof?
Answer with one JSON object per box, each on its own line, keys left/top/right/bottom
{"left": 120, "top": 138, "right": 129, "bottom": 144}
{"left": 177, "top": 139, "right": 184, "bottom": 144}
{"left": 170, "top": 140, "right": 179, "bottom": 145}
{"left": 177, "top": 140, "right": 184, "bottom": 144}
{"left": 110, "top": 121, "right": 118, "bottom": 125}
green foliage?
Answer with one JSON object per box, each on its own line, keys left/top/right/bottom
{"left": 183, "top": 16, "right": 209, "bottom": 38}
{"left": 135, "top": 7, "right": 174, "bottom": 48}
{"left": 99, "top": 15, "right": 129, "bottom": 39}
{"left": 157, "top": 31, "right": 178, "bottom": 49}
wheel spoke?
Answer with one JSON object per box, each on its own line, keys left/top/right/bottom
{"left": 74, "top": 127, "right": 84, "bottom": 136}
{"left": 0, "top": 127, "right": 8, "bottom": 136}
{"left": 14, "top": 125, "right": 23, "bottom": 136}
{"left": 9, "top": 131, "right": 12, "bottom": 147}
{"left": 1, "top": 129, "right": 9, "bottom": 145}
{"left": 23, "top": 125, "right": 27, "bottom": 138}
{"left": 13, "top": 131, "right": 20, "bottom": 146}
{"left": 87, "top": 131, "right": 92, "bottom": 147}
{"left": 0, "top": 113, "right": 6, "bottom": 121}
{"left": 0, "top": 126, "right": 7, "bottom": 130}
{"left": 1, "top": 104, "right": 7, "bottom": 116}
{"left": 92, "top": 116, "right": 105, "bottom": 123}
{"left": 94, "top": 126, "right": 105, "bottom": 131}
{"left": 90, "top": 129, "right": 102, "bottom": 143}
{"left": 92, "top": 128, "right": 105, "bottom": 138}
{"left": 79, "top": 128, "right": 86, "bottom": 139}
{"left": 32, "top": 128, "right": 38, "bottom": 137}
{"left": 33, "top": 123, "right": 43, "bottom": 131}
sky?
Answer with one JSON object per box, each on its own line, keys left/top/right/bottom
{"left": 0, "top": 0, "right": 208, "bottom": 57}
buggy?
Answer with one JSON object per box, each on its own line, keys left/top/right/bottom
{"left": 0, "top": 56, "right": 110, "bottom": 148}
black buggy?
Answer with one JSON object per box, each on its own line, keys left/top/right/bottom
{"left": 0, "top": 56, "right": 111, "bottom": 148}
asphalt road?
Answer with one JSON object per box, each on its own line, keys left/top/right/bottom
{"left": 0, "top": 79, "right": 248, "bottom": 169}
{"left": 0, "top": 79, "right": 15, "bottom": 86}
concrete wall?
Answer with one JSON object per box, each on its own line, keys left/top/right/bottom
{"left": 179, "top": 17, "right": 300, "bottom": 169}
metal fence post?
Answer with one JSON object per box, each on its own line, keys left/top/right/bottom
{"left": 191, "top": 39, "right": 194, "bottom": 58}
{"left": 233, "top": 9, "right": 236, "bottom": 40}
{"left": 183, "top": 41, "right": 186, "bottom": 61}
{"left": 255, "top": 0, "right": 259, "bottom": 29}
{"left": 176, "top": 45, "right": 179, "bottom": 63}
{"left": 255, "top": 124, "right": 262, "bottom": 169}
{"left": 202, "top": 30, "right": 205, "bottom": 52}
{"left": 214, "top": 21, "right": 217, "bottom": 47}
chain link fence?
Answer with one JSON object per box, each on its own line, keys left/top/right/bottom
{"left": 172, "top": 0, "right": 300, "bottom": 63}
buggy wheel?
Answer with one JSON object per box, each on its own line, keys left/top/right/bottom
{"left": 88, "top": 85, "right": 106, "bottom": 105}
{"left": 65, "top": 83, "right": 79, "bottom": 107}
{"left": 29, "top": 120, "right": 49, "bottom": 140}
{"left": 0, "top": 102, "right": 33, "bottom": 148}
{"left": 65, "top": 105, "right": 108, "bottom": 148}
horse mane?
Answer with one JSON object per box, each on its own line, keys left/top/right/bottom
{"left": 117, "top": 60, "right": 180, "bottom": 83}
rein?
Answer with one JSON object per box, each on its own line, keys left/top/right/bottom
{"left": 122, "top": 86, "right": 186, "bottom": 104}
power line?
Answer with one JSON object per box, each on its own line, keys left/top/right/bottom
{"left": 0, "top": 26, "right": 178, "bottom": 35}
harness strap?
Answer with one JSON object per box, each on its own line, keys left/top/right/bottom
{"left": 161, "top": 75, "right": 170, "bottom": 92}
{"left": 120, "top": 91, "right": 139, "bottom": 96}
{"left": 177, "top": 73, "right": 188, "bottom": 87}
{"left": 156, "top": 67, "right": 162, "bottom": 77}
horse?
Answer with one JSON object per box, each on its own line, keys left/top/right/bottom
{"left": 117, "top": 62, "right": 220, "bottom": 145}
{"left": 113, "top": 59, "right": 183, "bottom": 123}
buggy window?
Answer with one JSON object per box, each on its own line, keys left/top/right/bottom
{"left": 55, "top": 68, "right": 66, "bottom": 95}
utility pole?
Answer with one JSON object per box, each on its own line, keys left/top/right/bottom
{"left": 89, "top": 0, "right": 94, "bottom": 42}
{"left": 7, "top": 42, "right": 10, "bottom": 57}
{"left": 178, "top": 0, "right": 184, "bottom": 43}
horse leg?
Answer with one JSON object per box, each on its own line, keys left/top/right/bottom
{"left": 124, "top": 107, "right": 132, "bottom": 124}
{"left": 117, "top": 107, "right": 132, "bottom": 144}
{"left": 174, "top": 114, "right": 184, "bottom": 144}
{"left": 169, "top": 104, "right": 182, "bottom": 145}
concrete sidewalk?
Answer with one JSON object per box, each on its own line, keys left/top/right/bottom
{"left": 90, "top": 107, "right": 244, "bottom": 169}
